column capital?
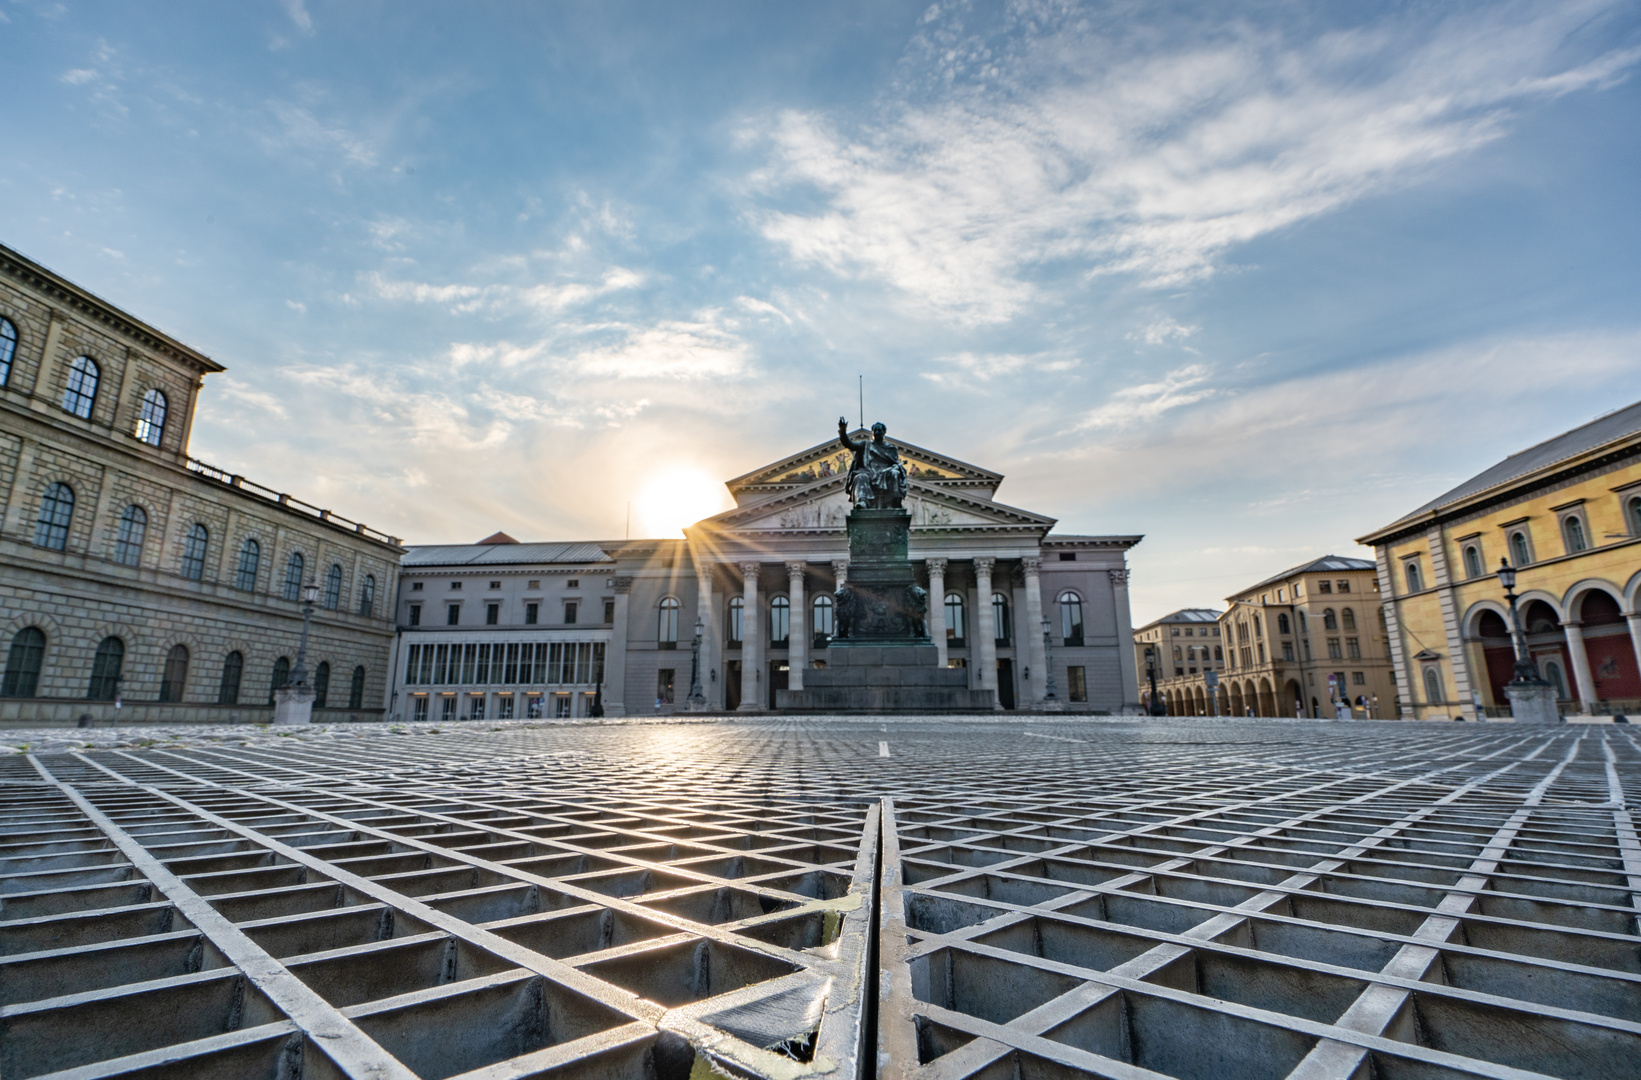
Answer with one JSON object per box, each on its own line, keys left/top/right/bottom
{"left": 926, "top": 557, "right": 947, "bottom": 574}
{"left": 612, "top": 577, "right": 633, "bottom": 594}
{"left": 785, "top": 561, "right": 807, "bottom": 579}
{"left": 740, "top": 561, "right": 761, "bottom": 579}
{"left": 973, "top": 556, "right": 995, "bottom": 574}
{"left": 832, "top": 559, "right": 849, "bottom": 584}
{"left": 1022, "top": 556, "right": 1041, "bottom": 574}
{"left": 1109, "top": 568, "right": 1130, "bottom": 586}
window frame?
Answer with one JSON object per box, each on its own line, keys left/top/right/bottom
{"left": 323, "top": 564, "right": 343, "bottom": 610}
{"left": 1509, "top": 530, "right": 1532, "bottom": 567}
{"left": 992, "top": 592, "right": 1011, "bottom": 645}
{"left": 658, "top": 596, "right": 680, "bottom": 645}
{"left": 1561, "top": 513, "right": 1589, "bottom": 555}
{"left": 727, "top": 596, "right": 744, "bottom": 645}
{"left": 160, "top": 644, "right": 189, "bottom": 703}
{"left": 1463, "top": 544, "right": 1484, "bottom": 579}
{"left": 769, "top": 595, "right": 790, "bottom": 646}
{"left": 358, "top": 574, "right": 375, "bottom": 617}
{"left": 114, "top": 504, "right": 147, "bottom": 566}
{"left": 1403, "top": 560, "right": 1423, "bottom": 593}
{"left": 89, "top": 636, "right": 125, "bottom": 701}
{"left": 0, "top": 317, "right": 16, "bottom": 386}
{"left": 2, "top": 628, "right": 46, "bottom": 698}
{"left": 234, "top": 538, "right": 260, "bottom": 591}
{"left": 218, "top": 651, "right": 244, "bottom": 705}
{"left": 181, "top": 523, "right": 209, "bottom": 581}
{"left": 1058, "top": 591, "right": 1084, "bottom": 646}
{"left": 33, "top": 482, "right": 74, "bottom": 551}
{"left": 283, "top": 553, "right": 305, "bottom": 602}
{"left": 348, "top": 666, "right": 366, "bottom": 710}
{"left": 135, "top": 388, "right": 167, "bottom": 446}
{"left": 1422, "top": 665, "right": 1445, "bottom": 705}
{"left": 812, "top": 594, "right": 834, "bottom": 639}
{"left": 61, "top": 356, "right": 100, "bottom": 419}
{"left": 944, "top": 592, "right": 966, "bottom": 645}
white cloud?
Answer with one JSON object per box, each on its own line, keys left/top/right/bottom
{"left": 266, "top": 101, "right": 378, "bottom": 167}
{"left": 281, "top": 0, "right": 314, "bottom": 34}
{"left": 366, "top": 266, "right": 643, "bottom": 315}
{"left": 749, "top": 2, "right": 1640, "bottom": 323}
{"left": 1077, "top": 364, "right": 1216, "bottom": 429}
{"left": 285, "top": 299, "right": 307, "bottom": 313}
{"left": 60, "top": 68, "right": 96, "bottom": 85}
{"left": 1133, "top": 318, "right": 1199, "bottom": 346}
{"left": 567, "top": 314, "right": 751, "bottom": 381}
{"left": 735, "top": 295, "right": 793, "bottom": 324}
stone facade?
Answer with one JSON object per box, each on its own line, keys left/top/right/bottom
{"left": 1359, "top": 400, "right": 1641, "bottom": 720}
{"left": 0, "top": 242, "right": 403, "bottom": 724}
{"left": 387, "top": 433, "right": 1143, "bottom": 718}
{"left": 1132, "top": 608, "right": 1223, "bottom": 714}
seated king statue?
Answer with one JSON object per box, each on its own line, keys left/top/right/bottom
{"left": 838, "top": 417, "right": 909, "bottom": 509}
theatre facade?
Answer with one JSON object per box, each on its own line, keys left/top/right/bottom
{"left": 388, "top": 433, "right": 1142, "bottom": 718}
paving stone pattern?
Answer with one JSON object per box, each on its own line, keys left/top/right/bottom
{"left": 0, "top": 718, "right": 1638, "bottom": 1080}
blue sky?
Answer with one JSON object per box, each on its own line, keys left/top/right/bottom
{"left": 3, "top": 0, "right": 1639, "bottom": 624}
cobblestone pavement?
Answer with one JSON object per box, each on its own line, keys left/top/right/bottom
{"left": 0, "top": 718, "right": 1637, "bottom": 1080}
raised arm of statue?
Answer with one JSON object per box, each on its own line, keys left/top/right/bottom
{"left": 838, "top": 417, "right": 862, "bottom": 453}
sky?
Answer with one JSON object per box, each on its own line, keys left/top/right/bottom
{"left": 2, "top": 0, "right": 1639, "bottom": 626}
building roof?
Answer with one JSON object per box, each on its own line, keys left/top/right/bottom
{"left": 1238, "top": 556, "right": 1376, "bottom": 596}
{"left": 401, "top": 542, "right": 614, "bottom": 568}
{"left": 1136, "top": 608, "right": 1222, "bottom": 630}
{"left": 1381, "top": 400, "right": 1641, "bottom": 529}
{"left": 477, "top": 531, "right": 519, "bottom": 545}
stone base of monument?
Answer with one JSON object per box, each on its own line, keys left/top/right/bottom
{"left": 272, "top": 684, "right": 315, "bottom": 725}
{"left": 777, "top": 643, "right": 995, "bottom": 713}
{"left": 1505, "top": 681, "right": 1562, "bottom": 723}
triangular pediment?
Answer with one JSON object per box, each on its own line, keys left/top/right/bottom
{"left": 690, "top": 476, "right": 1054, "bottom": 538}
{"left": 726, "top": 430, "right": 1003, "bottom": 506}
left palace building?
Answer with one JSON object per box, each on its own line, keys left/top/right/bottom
{"left": 0, "top": 243, "right": 403, "bottom": 723}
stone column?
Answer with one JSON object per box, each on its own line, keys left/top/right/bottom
{"left": 786, "top": 562, "right": 806, "bottom": 692}
{"left": 606, "top": 578, "right": 631, "bottom": 716}
{"left": 1022, "top": 556, "right": 1046, "bottom": 704}
{"left": 1627, "top": 612, "right": 1641, "bottom": 694}
{"left": 695, "top": 561, "right": 718, "bottom": 708}
{"left": 1110, "top": 568, "right": 1141, "bottom": 712}
{"left": 1563, "top": 621, "right": 1597, "bottom": 713}
{"left": 926, "top": 558, "right": 948, "bottom": 669}
{"left": 975, "top": 558, "right": 998, "bottom": 704}
{"left": 738, "top": 562, "right": 762, "bottom": 711}
{"left": 832, "top": 559, "right": 849, "bottom": 588}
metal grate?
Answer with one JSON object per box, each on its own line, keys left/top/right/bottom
{"left": 0, "top": 720, "right": 1637, "bottom": 1079}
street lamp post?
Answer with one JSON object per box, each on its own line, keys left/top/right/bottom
{"left": 1496, "top": 558, "right": 1560, "bottom": 723}
{"left": 274, "top": 583, "right": 320, "bottom": 726}
{"left": 1036, "top": 616, "right": 1064, "bottom": 711}
{"left": 1145, "top": 647, "right": 1165, "bottom": 716}
{"left": 686, "top": 616, "right": 708, "bottom": 711}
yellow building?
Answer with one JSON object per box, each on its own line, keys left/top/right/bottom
{"left": 1132, "top": 608, "right": 1223, "bottom": 715}
{"left": 1358, "top": 401, "right": 1641, "bottom": 720}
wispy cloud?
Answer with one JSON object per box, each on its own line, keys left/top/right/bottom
{"left": 749, "top": 1, "right": 1640, "bottom": 323}
{"left": 280, "top": 0, "right": 314, "bottom": 35}
{"left": 366, "top": 267, "right": 644, "bottom": 315}
{"left": 1133, "top": 318, "right": 1199, "bottom": 347}
{"left": 1077, "top": 364, "right": 1217, "bottom": 429}
{"left": 567, "top": 312, "right": 751, "bottom": 380}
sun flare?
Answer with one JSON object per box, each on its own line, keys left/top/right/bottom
{"left": 632, "top": 466, "right": 733, "bottom": 539}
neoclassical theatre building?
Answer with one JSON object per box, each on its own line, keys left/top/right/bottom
{"left": 0, "top": 243, "right": 403, "bottom": 723}
{"left": 388, "top": 435, "right": 1142, "bottom": 719}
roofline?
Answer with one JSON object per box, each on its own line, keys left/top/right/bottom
{"left": 1357, "top": 422, "right": 1641, "bottom": 547}
{"left": 725, "top": 429, "right": 1004, "bottom": 489}
{"left": 0, "top": 241, "right": 226, "bottom": 375}
{"left": 1232, "top": 555, "right": 1377, "bottom": 598}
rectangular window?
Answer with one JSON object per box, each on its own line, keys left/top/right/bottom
{"left": 1184, "top": 628, "right": 1193, "bottom": 637}
{"left": 497, "top": 695, "right": 514, "bottom": 719}
{"left": 525, "top": 602, "right": 538, "bottom": 625}
{"left": 516, "top": 644, "right": 533, "bottom": 684}
{"left": 447, "top": 604, "right": 460, "bottom": 626}
{"left": 504, "top": 643, "right": 520, "bottom": 684}
{"left": 433, "top": 644, "right": 450, "bottom": 684}
{"left": 461, "top": 643, "right": 477, "bottom": 684}
{"left": 604, "top": 600, "right": 615, "bottom": 623}
{"left": 548, "top": 643, "right": 564, "bottom": 684}
{"left": 475, "top": 643, "right": 491, "bottom": 684}
{"left": 657, "top": 669, "right": 675, "bottom": 705}
{"left": 575, "top": 643, "right": 592, "bottom": 684}
{"left": 1318, "top": 581, "right": 1332, "bottom": 593}
{"left": 406, "top": 645, "right": 422, "bottom": 685}
{"left": 469, "top": 695, "right": 485, "bottom": 721}
{"left": 1068, "top": 666, "right": 1087, "bottom": 702}
{"left": 567, "top": 579, "right": 579, "bottom": 589}
{"left": 1257, "top": 643, "right": 1265, "bottom": 663}
{"left": 1058, "top": 552, "right": 1076, "bottom": 561}
{"left": 489, "top": 580, "right": 501, "bottom": 590}
{"left": 419, "top": 647, "right": 434, "bottom": 685}
{"left": 554, "top": 693, "right": 572, "bottom": 717}
{"left": 1282, "top": 641, "right": 1295, "bottom": 661}
{"left": 1175, "top": 667, "right": 1184, "bottom": 677}
{"left": 413, "top": 696, "right": 428, "bottom": 721}
{"left": 533, "top": 645, "right": 548, "bottom": 683}
{"left": 451, "top": 581, "right": 462, "bottom": 591}
{"left": 565, "top": 601, "right": 578, "bottom": 624}
{"left": 409, "top": 604, "right": 421, "bottom": 627}
{"left": 1337, "top": 580, "right": 1351, "bottom": 592}
{"left": 486, "top": 603, "right": 499, "bottom": 625}
{"left": 440, "top": 696, "right": 456, "bottom": 721}
{"left": 1346, "top": 637, "right": 1361, "bottom": 659}
{"left": 592, "top": 643, "right": 606, "bottom": 684}
{"left": 1328, "top": 637, "right": 1342, "bottom": 659}
{"left": 528, "top": 579, "right": 540, "bottom": 589}
{"left": 1353, "top": 671, "right": 1366, "bottom": 685}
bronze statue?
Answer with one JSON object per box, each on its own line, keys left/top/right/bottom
{"left": 838, "top": 417, "right": 908, "bottom": 509}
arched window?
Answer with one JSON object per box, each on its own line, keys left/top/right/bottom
{"left": 1463, "top": 545, "right": 1483, "bottom": 579}
{"left": 135, "top": 388, "right": 167, "bottom": 446}
{"left": 283, "top": 553, "right": 305, "bottom": 602}
{"left": 1253, "top": 614, "right": 1263, "bottom": 638}
{"left": 1404, "top": 562, "right": 1423, "bottom": 592}
{"left": 33, "top": 482, "right": 74, "bottom": 550}
{"left": 0, "top": 317, "right": 16, "bottom": 386}
{"left": 1422, "top": 666, "right": 1444, "bottom": 705}
{"left": 812, "top": 594, "right": 834, "bottom": 638}
{"left": 1173, "top": 645, "right": 1183, "bottom": 661}
{"left": 1214, "top": 645, "right": 1224, "bottom": 661}
{"left": 61, "top": 356, "right": 99, "bottom": 419}
{"left": 1059, "top": 591, "right": 1084, "bottom": 645}
{"left": 358, "top": 574, "right": 376, "bottom": 617}
{"left": 1630, "top": 496, "right": 1641, "bottom": 537}
{"left": 1563, "top": 515, "right": 1588, "bottom": 554}
{"left": 269, "top": 656, "right": 291, "bottom": 703}
{"left": 181, "top": 523, "right": 208, "bottom": 581}
{"left": 323, "top": 564, "right": 343, "bottom": 610}
{"left": 993, "top": 593, "right": 1011, "bottom": 644}
{"left": 945, "top": 592, "right": 966, "bottom": 643}
{"left": 770, "top": 595, "right": 790, "bottom": 645}
{"left": 2, "top": 628, "right": 46, "bottom": 697}
{"left": 160, "top": 645, "right": 189, "bottom": 703}
{"left": 1509, "top": 531, "right": 1530, "bottom": 567}
{"left": 114, "top": 504, "right": 147, "bottom": 566}
{"left": 1342, "top": 608, "right": 1356, "bottom": 631}
{"left": 658, "top": 597, "right": 680, "bottom": 643}
{"left": 218, "top": 652, "right": 243, "bottom": 705}
{"left": 1277, "top": 614, "right": 1291, "bottom": 634}
{"left": 348, "top": 666, "right": 366, "bottom": 710}
{"left": 1323, "top": 608, "right": 1338, "bottom": 631}
{"left": 1298, "top": 611, "right": 1307, "bottom": 634}
{"left": 727, "top": 597, "right": 744, "bottom": 644}
{"left": 314, "top": 661, "right": 330, "bottom": 709}
{"left": 235, "top": 538, "right": 260, "bottom": 591}
{"left": 88, "top": 637, "right": 124, "bottom": 700}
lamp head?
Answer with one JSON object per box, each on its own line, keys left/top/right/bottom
{"left": 302, "top": 582, "right": 320, "bottom": 604}
{"left": 1495, "top": 558, "right": 1516, "bottom": 592}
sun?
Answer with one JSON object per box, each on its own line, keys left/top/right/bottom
{"left": 632, "top": 466, "right": 733, "bottom": 539}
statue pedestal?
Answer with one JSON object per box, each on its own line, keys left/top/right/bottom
{"left": 273, "top": 684, "right": 315, "bottom": 725}
{"left": 1506, "top": 680, "right": 1561, "bottom": 724}
{"left": 778, "top": 507, "right": 994, "bottom": 713}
